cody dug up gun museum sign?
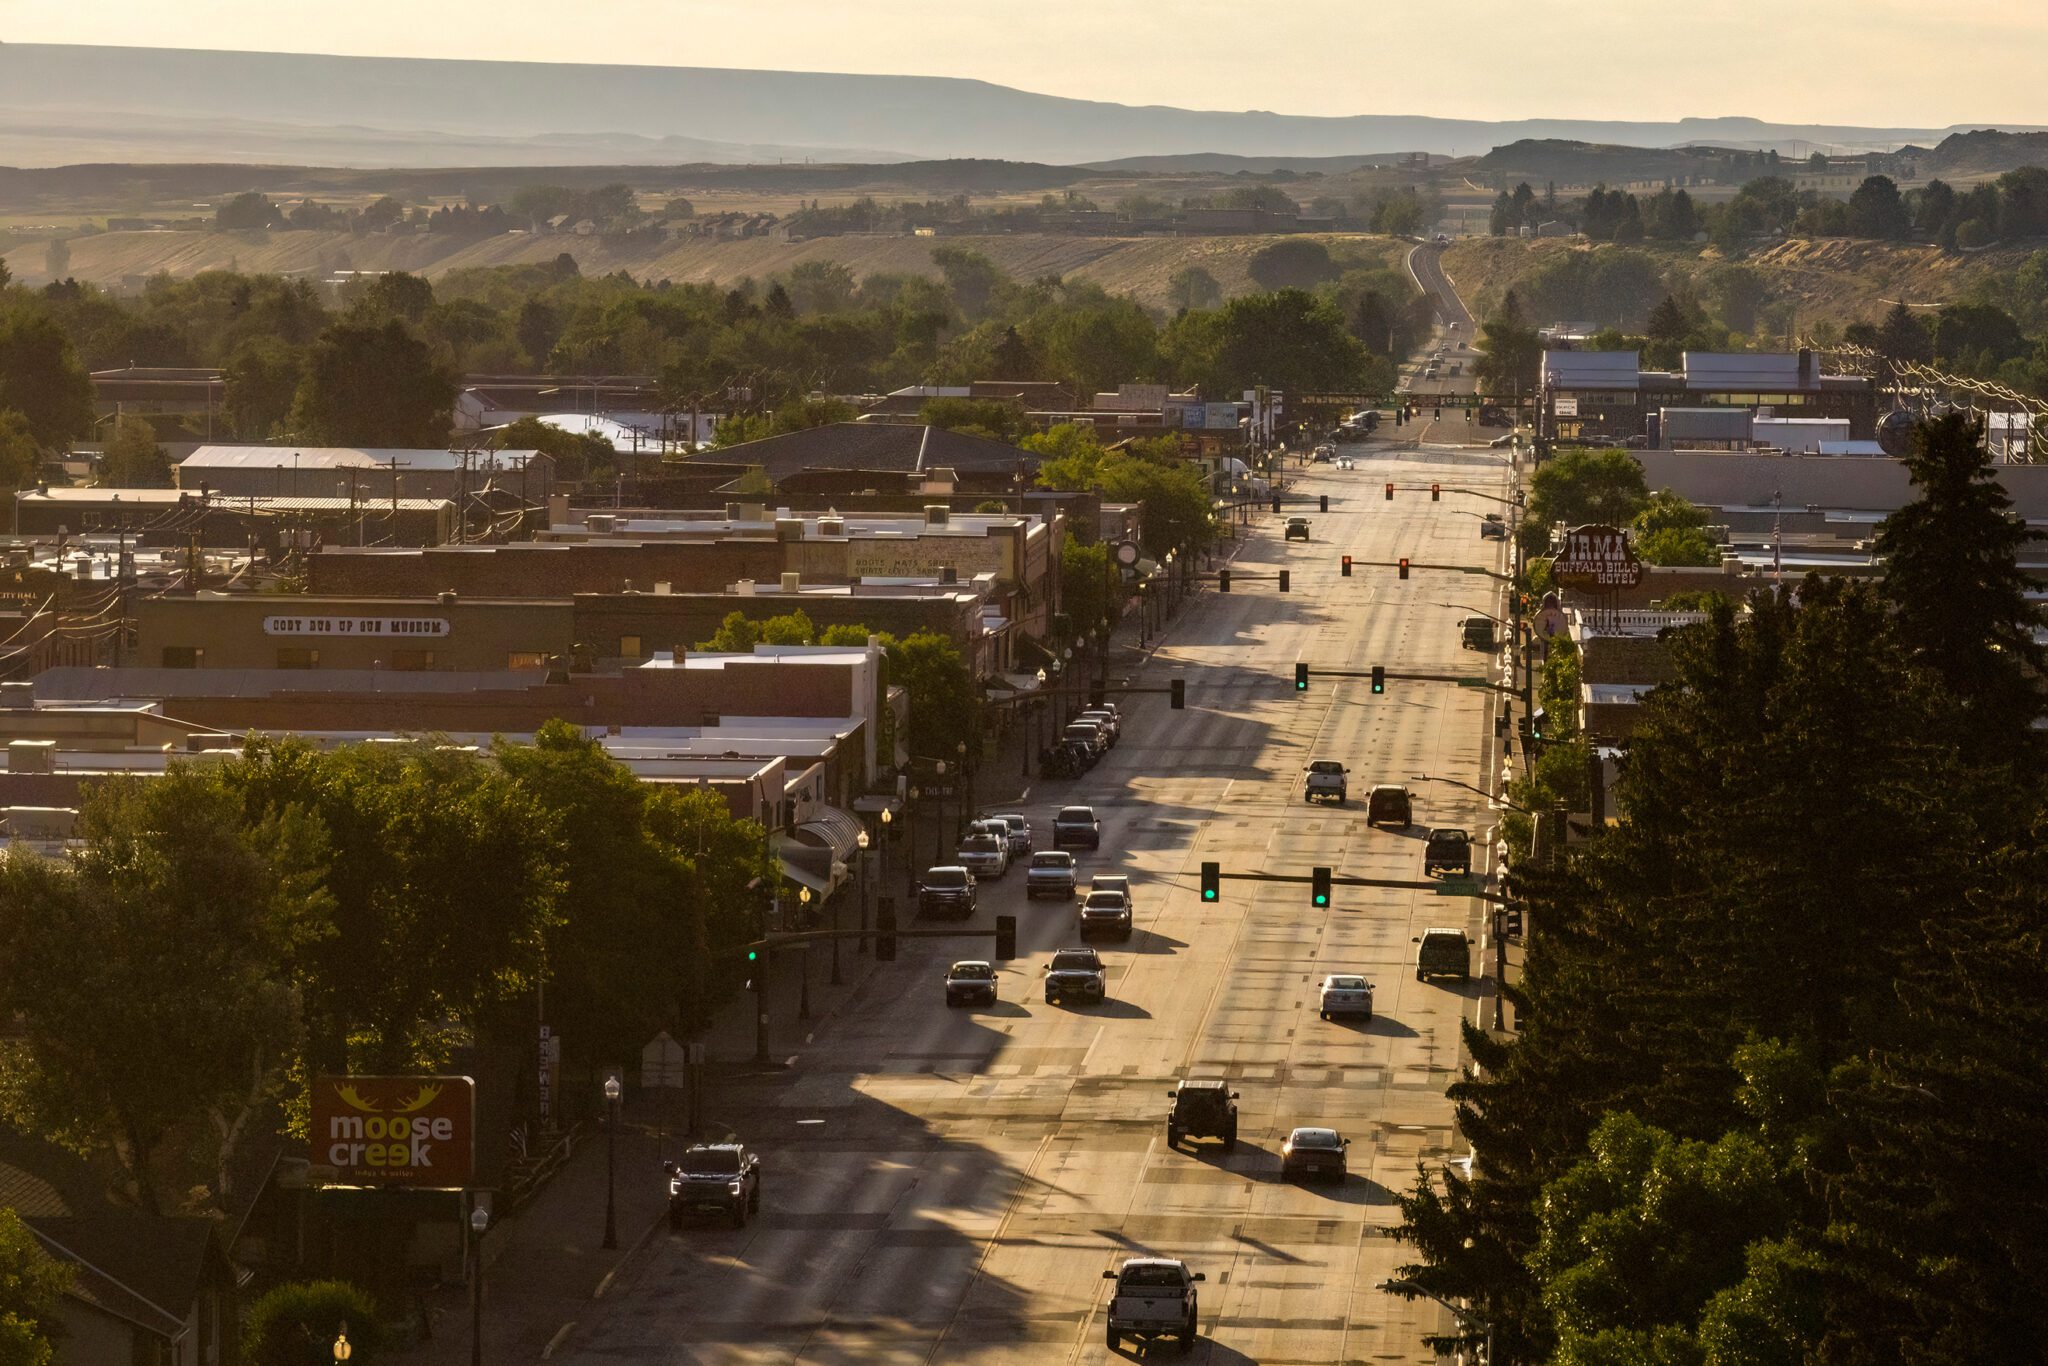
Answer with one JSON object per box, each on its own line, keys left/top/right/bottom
{"left": 311, "top": 1075, "right": 476, "bottom": 1189}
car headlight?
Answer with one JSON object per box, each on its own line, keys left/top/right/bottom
{"left": 669, "top": 1179, "right": 681, "bottom": 1194}
{"left": 728, "top": 1180, "right": 744, "bottom": 1195}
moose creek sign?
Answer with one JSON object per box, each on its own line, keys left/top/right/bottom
{"left": 1552, "top": 524, "right": 1643, "bottom": 590}
{"left": 310, "top": 1075, "right": 475, "bottom": 1189}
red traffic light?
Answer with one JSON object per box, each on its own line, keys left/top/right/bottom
{"left": 1384, "top": 482, "right": 1394, "bottom": 501}
{"left": 1398, "top": 557, "right": 1410, "bottom": 580}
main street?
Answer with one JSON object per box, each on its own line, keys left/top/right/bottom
{"left": 564, "top": 439, "right": 1514, "bottom": 1365}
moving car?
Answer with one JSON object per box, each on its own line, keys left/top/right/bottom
{"left": 917, "top": 865, "right": 977, "bottom": 919}
{"left": 944, "top": 959, "right": 998, "bottom": 1008}
{"left": 1285, "top": 516, "right": 1311, "bottom": 541}
{"left": 1025, "top": 850, "right": 1077, "bottom": 899}
{"left": 1102, "top": 1259, "right": 1204, "bottom": 1354}
{"left": 1480, "top": 518, "right": 1508, "bottom": 541}
{"left": 1462, "top": 616, "right": 1498, "bottom": 650}
{"left": 1303, "top": 759, "right": 1349, "bottom": 805}
{"left": 1414, "top": 927, "right": 1473, "bottom": 982}
{"left": 956, "top": 830, "right": 1009, "bottom": 879}
{"left": 1280, "top": 1127, "right": 1350, "bottom": 1183}
{"left": 1088, "top": 873, "right": 1134, "bottom": 911}
{"left": 1077, "top": 889, "right": 1133, "bottom": 941}
{"left": 1318, "top": 974, "right": 1374, "bottom": 1020}
{"left": 1424, "top": 828, "right": 1473, "bottom": 877}
{"left": 1044, "top": 947, "right": 1107, "bottom": 1004}
{"left": 1488, "top": 433, "right": 1517, "bottom": 448}
{"left": 665, "top": 1142, "right": 761, "bottom": 1228}
{"left": 1165, "top": 1079, "right": 1238, "bottom": 1151}
{"left": 987, "top": 813, "right": 1032, "bottom": 857}
{"left": 1366, "top": 784, "right": 1413, "bottom": 828}
{"left": 1053, "top": 806, "right": 1101, "bottom": 850}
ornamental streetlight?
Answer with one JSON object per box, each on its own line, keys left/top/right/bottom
{"left": 877, "top": 808, "right": 892, "bottom": 916}
{"left": 333, "top": 1324, "right": 352, "bottom": 1363}
{"left": 468, "top": 1206, "right": 489, "bottom": 1366}
{"left": 601, "top": 1075, "right": 622, "bottom": 1249}
{"left": 852, "top": 829, "right": 870, "bottom": 964}
{"left": 905, "top": 787, "right": 921, "bottom": 897}
{"left": 797, "top": 888, "right": 814, "bottom": 1021}
{"left": 956, "top": 741, "right": 971, "bottom": 837}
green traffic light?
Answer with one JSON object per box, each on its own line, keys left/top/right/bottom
{"left": 1203, "top": 888, "right": 1218, "bottom": 901}
{"left": 1314, "top": 895, "right": 1328, "bottom": 907}
{"left": 746, "top": 949, "right": 759, "bottom": 962}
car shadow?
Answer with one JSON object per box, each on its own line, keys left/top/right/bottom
{"left": 1326, "top": 1013, "right": 1419, "bottom": 1038}
{"left": 1281, "top": 1172, "right": 1398, "bottom": 1207}
{"left": 958, "top": 999, "right": 1031, "bottom": 1020}
{"left": 1123, "top": 927, "right": 1186, "bottom": 955}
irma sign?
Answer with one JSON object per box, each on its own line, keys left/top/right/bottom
{"left": 1552, "top": 523, "right": 1643, "bottom": 590}
{"left": 311, "top": 1075, "right": 475, "bottom": 1189}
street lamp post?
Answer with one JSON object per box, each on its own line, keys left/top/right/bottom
{"left": 906, "top": 787, "right": 921, "bottom": 898}
{"left": 927, "top": 761, "right": 948, "bottom": 866}
{"left": 797, "top": 889, "right": 813, "bottom": 1020}
{"left": 957, "top": 741, "right": 971, "bottom": 838}
{"left": 852, "top": 829, "right": 870, "bottom": 963}
{"left": 601, "top": 1075, "right": 621, "bottom": 1249}
{"left": 468, "top": 1204, "right": 489, "bottom": 1366}
{"left": 334, "top": 1323, "right": 352, "bottom": 1365}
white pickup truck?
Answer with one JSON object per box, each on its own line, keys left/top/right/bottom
{"left": 1303, "top": 759, "right": 1349, "bottom": 804}
{"left": 1102, "top": 1257, "right": 1203, "bottom": 1352}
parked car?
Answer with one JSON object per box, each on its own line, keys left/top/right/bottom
{"left": 1078, "top": 889, "right": 1133, "bottom": 941}
{"left": 1285, "top": 516, "right": 1311, "bottom": 541}
{"left": 1102, "top": 1259, "right": 1204, "bottom": 1353}
{"left": 944, "top": 959, "right": 998, "bottom": 1008}
{"left": 1078, "top": 707, "right": 1120, "bottom": 743}
{"left": 1366, "top": 784, "right": 1413, "bottom": 828}
{"left": 1318, "top": 974, "right": 1374, "bottom": 1020}
{"left": 1053, "top": 806, "right": 1101, "bottom": 850}
{"left": 1414, "top": 927, "right": 1473, "bottom": 982}
{"left": 987, "top": 812, "right": 1033, "bottom": 857}
{"left": 1280, "top": 1127, "right": 1350, "bottom": 1183}
{"left": 1044, "top": 947, "right": 1106, "bottom": 1004}
{"left": 665, "top": 1143, "right": 761, "bottom": 1228}
{"left": 1063, "top": 721, "right": 1109, "bottom": 758}
{"left": 917, "top": 865, "right": 977, "bottom": 919}
{"left": 1025, "top": 850, "right": 1077, "bottom": 899}
{"left": 1165, "top": 1079, "right": 1238, "bottom": 1151}
{"left": 957, "top": 831, "right": 1009, "bottom": 879}
{"left": 1424, "top": 828, "right": 1472, "bottom": 877}
{"left": 1303, "top": 759, "right": 1349, "bottom": 804}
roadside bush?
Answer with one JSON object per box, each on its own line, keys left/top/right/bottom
{"left": 243, "top": 1281, "right": 385, "bottom": 1366}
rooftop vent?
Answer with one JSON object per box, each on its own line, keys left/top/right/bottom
{"left": 924, "top": 504, "right": 950, "bottom": 526}
{"left": 780, "top": 571, "right": 802, "bottom": 593}
{"left": 7, "top": 740, "right": 56, "bottom": 774}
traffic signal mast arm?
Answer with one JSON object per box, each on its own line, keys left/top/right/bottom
{"left": 1209, "top": 867, "right": 1509, "bottom": 905}
{"left": 1351, "top": 557, "right": 1514, "bottom": 583}
{"left": 1294, "top": 665, "right": 1521, "bottom": 697}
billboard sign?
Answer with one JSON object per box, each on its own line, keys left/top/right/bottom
{"left": 1552, "top": 524, "right": 1642, "bottom": 589}
{"left": 264, "top": 616, "right": 450, "bottom": 638}
{"left": 310, "top": 1074, "right": 476, "bottom": 1189}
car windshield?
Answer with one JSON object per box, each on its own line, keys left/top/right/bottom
{"left": 1051, "top": 951, "right": 1098, "bottom": 971}
{"left": 1327, "top": 976, "right": 1368, "bottom": 990}
{"left": 1430, "top": 830, "right": 1469, "bottom": 845}
{"left": 1121, "top": 1264, "right": 1186, "bottom": 1288}
{"left": 1290, "top": 1129, "right": 1341, "bottom": 1149}
{"left": 1084, "top": 892, "right": 1125, "bottom": 908}
{"left": 1309, "top": 761, "right": 1343, "bottom": 774}
{"left": 951, "top": 962, "right": 993, "bottom": 979}
{"left": 1032, "top": 853, "right": 1072, "bottom": 869}
{"left": 680, "top": 1148, "right": 741, "bottom": 1174}
{"left": 1058, "top": 808, "right": 1095, "bottom": 822}
{"left": 926, "top": 868, "right": 968, "bottom": 888}
{"left": 1424, "top": 933, "right": 1465, "bottom": 949}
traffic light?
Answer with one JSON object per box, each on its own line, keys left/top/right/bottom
{"left": 1502, "top": 904, "right": 1525, "bottom": 938}
{"left": 875, "top": 898, "right": 897, "bottom": 961}
{"left": 1278, "top": 569, "right": 1290, "bottom": 593}
{"left": 745, "top": 946, "right": 761, "bottom": 992}
{"left": 1201, "top": 861, "right": 1220, "bottom": 902}
{"left": 1384, "top": 482, "right": 1394, "bottom": 501}
{"left": 1433, "top": 407, "right": 1442, "bottom": 420}
{"left": 1398, "top": 557, "right": 1410, "bottom": 580}
{"left": 1294, "top": 662, "right": 1309, "bottom": 692}
{"left": 1371, "top": 665, "right": 1385, "bottom": 694}
{"left": 1431, "top": 482, "right": 1440, "bottom": 501}
{"left": 995, "top": 914, "right": 1016, "bottom": 960}
{"left": 1219, "top": 568, "right": 1231, "bottom": 592}
{"left": 1311, "top": 866, "right": 1332, "bottom": 908}
{"left": 1319, "top": 494, "right": 1329, "bottom": 513}
{"left": 1341, "top": 554, "right": 1352, "bottom": 577}
{"left": 1170, "top": 677, "right": 1186, "bottom": 709}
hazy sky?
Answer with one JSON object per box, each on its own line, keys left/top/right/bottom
{"left": 5, "top": 0, "right": 2045, "bottom": 127}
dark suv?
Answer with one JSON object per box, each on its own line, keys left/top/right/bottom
{"left": 1424, "top": 828, "right": 1472, "bottom": 877}
{"left": 917, "top": 865, "right": 977, "bottom": 918}
{"left": 1165, "top": 1079, "right": 1239, "bottom": 1152}
{"left": 666, "top": 1142, "right": 762, "bottom": 1228}
{"left": 1053, "top": 806, "right": 1101, "bottom": 850}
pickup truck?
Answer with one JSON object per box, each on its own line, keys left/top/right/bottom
{"left": 1303, "top": 759, "right": 1349, "bottom": 805}
{"left": 1102, "top": 1258, "right": 1203, "bottom": 1352}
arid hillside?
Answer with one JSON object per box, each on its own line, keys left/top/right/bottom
{"left": 0, "top": 229, "right": 1412, "bottom": 311}
{"left": 1441, "top": 234, "right": 2032, "bottom": 333}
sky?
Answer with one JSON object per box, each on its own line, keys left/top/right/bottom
{"left": 4, "top": 0, "right": 2046, "bottom": 128}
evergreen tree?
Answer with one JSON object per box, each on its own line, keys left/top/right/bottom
{"left": 1872, "top": 413, "right": 2045, "bottom": 757}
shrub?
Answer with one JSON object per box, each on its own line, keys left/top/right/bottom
{"left": 243, "top": 1281, "right": 384, "bottom": 1366}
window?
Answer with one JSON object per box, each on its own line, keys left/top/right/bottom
{"left": 276, "top": 647, "right": 319, "bottom": 669}
{"left": 507, "top": 651, "right": 549, "bottom": 670}
{"left": 161, "top": 646, "right": 203, "bottom": 668}
{"left": 390, "top": 649, "right": 436, "bottom": 671}
{"left": 619, "top": 634, "right": 642, "bottom": 659}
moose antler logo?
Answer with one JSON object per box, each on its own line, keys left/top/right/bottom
{"left": 333, "top": 1081, "right": 442, "bottom": 1114}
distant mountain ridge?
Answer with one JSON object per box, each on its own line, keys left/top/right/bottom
{"left": 0, "top": 43, "right": 2041, "bottom": 168}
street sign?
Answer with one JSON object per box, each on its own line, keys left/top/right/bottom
{"left": 1435, "top": 875, "right": 1485, "bottom": 897}
{"left": 1552, "top": 524, "right": 1643, "bottom": 590}
{"left": 309, "top": 1075, "right": 476, "bottom": 1189}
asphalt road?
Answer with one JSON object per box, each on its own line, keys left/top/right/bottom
{"left": 562, "top": 445, "right": 1515, "bottom": 1365}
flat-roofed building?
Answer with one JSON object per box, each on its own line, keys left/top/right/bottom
{"left": 1542, "top": 350, "right": 1875, "bottom": 444}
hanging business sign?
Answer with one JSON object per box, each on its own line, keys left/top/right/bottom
{"left": 263, "top": 616, "right": 451, "bottom": 638}
{"left": 1552, "top": 524, "right": 1642, "bottom": 589}
{"left": 309, "top": 1074, "right": 475, "bottom": 1189}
